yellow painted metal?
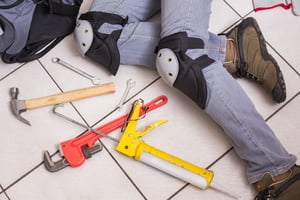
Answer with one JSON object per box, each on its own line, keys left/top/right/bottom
{"left": 116, "top": 99, "right": 214, "bottom": 189}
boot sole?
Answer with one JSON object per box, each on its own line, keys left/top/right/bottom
{"left": 234, "top": 18, "right": 286, "bottom": 103}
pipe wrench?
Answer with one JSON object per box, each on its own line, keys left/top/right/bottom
{"left": 116, "top": 99, "right": 214, "bottom": 190}
{"left": 43, "top": 95, "right": 168, "bottom": 172}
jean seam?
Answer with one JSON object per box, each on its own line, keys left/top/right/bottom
{"left": 205, "top": 65, "right": 278, "bottom": 176}
{"left": 248, "top": 159, "right": 296, "bottom": 184}
{"left": 182, "top": 0, "right": 193, "bottom": 33}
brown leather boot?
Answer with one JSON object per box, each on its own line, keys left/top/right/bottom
{"left": 254, "top": 165, "right": 300, "bottom": 200}
{"left": 224, "top": 17, "right": 286, "bottom": 103}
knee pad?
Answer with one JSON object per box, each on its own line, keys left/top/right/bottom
{"left": 0, "top": 0, "right": 82, "bottom": 63}
{"left": 156, "top": 32, "right": 215, "bottom": 109}
{"left": 74, "top": 11, "right": 128, "bottom": 75}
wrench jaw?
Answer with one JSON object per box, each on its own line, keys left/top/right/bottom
{"left": 43, "top": 151, "right": 69, "bottom": 172}
{"left": 43, "top": 96, "right": 168, "bottom": 172}
{"left": 43, "top": 144, "right": 103, "bottom": 172}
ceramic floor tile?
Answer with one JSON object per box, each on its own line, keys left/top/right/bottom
{"left": 224, "top": 0, "right": 255, "bottom": 16}
{"left": 1, "top": 1, "right": 299, "bottom": 200}
{"left": 4, "top": 146, "right": 145, "bottom": 200}
{"left": 95, "top": 79, "right": 233, "bottom": 199}
{"left": 253, "top": 9, "right": 300, "bottom": 73}
{"left": 209, "top": 0, "right": 241, "bottom": 33}
{"left": 172, "top": 150, "right": 255, "bottom": 200}
{"left": 0, "top": 61, "right": 23, "bottom": 79}
{"left": 0, "top": 185, "right": 9, "bottom": 200}
{"left": 208, "top": 4, "right": 300, "bottom": 119}
{"left": 266, "top": 93, "right": 300, "bottom": 158}
{"left": 0, "top": 195, "right": 8, "bottom": 200}
{"left": 0, "top": 194, "right": 9, "bottom": 200}
{"left": 0, "top": 61, "right": 90, "bottom": 186}
{"left": 234, "top": 46, "right": 300, "bottom": 119}
{"left": 38, "top": 35, "right": 160, "bottom": 126}
{"left": 216, "top": 12, "right": 300, "bottom": 118}
{"left": 197, "top": 94, "right": 300, "bottom": 200}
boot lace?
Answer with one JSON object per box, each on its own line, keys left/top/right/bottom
{"left": 254, "top": 187, "right": 276, "bottom": 200}
{"left": 237, "top": 62, "right": 260, "bottom": 82}
{"left": 254, "top": 171, "right": 300, "bottom": 200}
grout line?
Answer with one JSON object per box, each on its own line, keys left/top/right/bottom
{"left": 0, "top": 63, "right": 27, "bottom": 82}
{"left": 166, "top": 147, "right": 234, "bottom": 199}
{"left": 90, "top": 76, "right": 161, "bottom": 128}
{"left": 38, "top": 59, "right": 64, "bottom": 93}
{"left": 0, "top": 162, "right": 44, "bottom": 195}
{"left": 220, "top": 2, "right": 300, "bottom": 76}
{"left": 0, "top": 184, "right": 11, "bottom": 200}
{"left": 5, "top": 48, "right": 297, "bottom": 199}
{"left": 206, "top": 147, "right": 234, "bottom": 169}
{"left": 99, "top": 140, "right": 148, "bottom": 199}
{"left": 85, "top": 77, "right": 162, "bottom": 199}
{"left": 223, "top": 0, "right": 255, "bottom": 18}
{"left": 265, "top": 91, "right": 300, "bottom": 122}
{"left": 1, "top": 71, "right": 160, "bottom": 199}
{"left": 167, "top": 92, "right": 300, "bottom": 199}
{"left": 223, "top": 0, "right": 243, "bottom": 18}
{"left": 167, "top": 184, "right": 189, "bottom": 200}
{"left": 266, "top": 41, "right": 300, "bottom": 76}
{"left": 167, "top": 86, "right": 300, "bottom": 199}
{"left": 1, "top": 4, "right": 298, "bottom": 198}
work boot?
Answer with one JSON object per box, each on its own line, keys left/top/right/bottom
{"left": 224, "top": 17, "right": 286, "bottom": 103}
{"left": 254, "top": 165, "right": 300, "bottom": 200}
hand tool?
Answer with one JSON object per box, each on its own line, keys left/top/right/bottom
{"left": 44, "top": 143, "right": 103, "bottom": 172}
{"left": 115, "top": 78, "right": 136, "bottom": 110}
{"left": 43, "top": 95, "right": 168, "bottom": 172}
{"left": 10, "top": 82, "right": 115, "bottom": 126}
{"left": 52, "top": 104, "right": 119, "bottom": 142}
{"left": 116, "top": 99, "right": 214, "bottom": 190}
{"left": 52, "top": 57, "right": 101, "bottom": 85}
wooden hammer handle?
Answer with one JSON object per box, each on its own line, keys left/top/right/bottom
{"left": 25, "top": 82, "right": 115, "bottom": 110}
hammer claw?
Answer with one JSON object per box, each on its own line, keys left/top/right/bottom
{"left": 10, "top": 87, "right": 31, "bottom": 126}
{"left": 9, "top": 83, "right": 115, "bottom": 126}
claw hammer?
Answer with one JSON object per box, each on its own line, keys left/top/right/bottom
{"left": 9, "top": 82, "right": 115, "bottom": 126}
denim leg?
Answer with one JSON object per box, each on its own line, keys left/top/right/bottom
{"left": 161, "top": 0, "right": 296, "bottom": 184}
{"left": 89, "top": 0, "right": 161, "bottom": 69}
{"left": 161, "top": 0, "right": 211, "bottom": 60}
{"left": 204, "top": 63, "right": 296, "bottom": 184}
{"left": 206, "top": 33, "right": 227, "bottom": 63}
{"left": 161, "top": 0, "right": 226, "bottom": 63}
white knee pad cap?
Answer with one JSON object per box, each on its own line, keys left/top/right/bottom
{"left": 74, "top": 19, "right": 93, "bottom": 55}
{"left": 156, "top": 48, "right": 179, "bottom": 87}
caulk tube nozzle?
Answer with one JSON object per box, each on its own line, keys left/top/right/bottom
{"left": 135, "top": 143, "right": 214, "bottom": 189}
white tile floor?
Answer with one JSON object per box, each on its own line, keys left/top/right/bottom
{"left": 1, "top": 1, "right": 300, "bottom": 200}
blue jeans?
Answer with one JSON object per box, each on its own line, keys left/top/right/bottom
{"left": 88, "top": 0, "right": 296, "bottom": 184}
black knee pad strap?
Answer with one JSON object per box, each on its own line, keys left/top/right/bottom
{"left": 156, "top": 32, "right": 214, "bottom": 109}
{"left": 78, "top": 12, "right": 128, "bottom": 75}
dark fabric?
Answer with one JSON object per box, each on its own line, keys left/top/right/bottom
{"left": 156, "top": 32, "right": 214, "bottom": 109}
{"left": 0, "top": 0, "right": 82, "bottom": 63}
{"left": 79, "top": 11, "right": 128, "bottom": 75}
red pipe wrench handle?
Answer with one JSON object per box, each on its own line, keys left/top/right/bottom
{"left": 60, "top": 95, "right": 168, "bottom": 167}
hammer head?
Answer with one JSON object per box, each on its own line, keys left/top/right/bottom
{"left": 10, "top": 87, "right": 31, "bottom": 126}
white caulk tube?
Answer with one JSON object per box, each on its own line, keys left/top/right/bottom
{"left": 135, "top": 143, "right": 214, "bottom": 190}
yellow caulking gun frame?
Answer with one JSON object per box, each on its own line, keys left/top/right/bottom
{"left": 116, "top": 99, "right": 214, "bottom": 189}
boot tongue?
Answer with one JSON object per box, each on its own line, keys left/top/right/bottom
{"left": 255, "top": 173, "right": 275, "bottom": 192}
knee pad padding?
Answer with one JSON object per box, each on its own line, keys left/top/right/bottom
{"left": 156, "top": 48, "right": 179, "bottom": 87}
{"left": 156, "top": 32, "right": 214, "bottom": 109}
{"left": 75, "top": 11, "right": 128, "bottom": 75}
